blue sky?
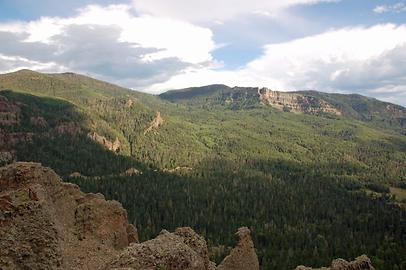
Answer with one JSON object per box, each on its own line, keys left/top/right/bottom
{"left": 0, "top": 0, "right": 406, "bottom": 105}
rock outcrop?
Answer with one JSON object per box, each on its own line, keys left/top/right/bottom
{"left": 258, "top": 88, "right": 341, "bottom": 115}
{"left": 87, "top": 131, "right": 121, "bottom": 152}
{"left": 144, "top": 111, "right": 164, "bottom": 134}
{"left": 120, "top": 167, "right": 141, "bottom": 176}
{"left": 0, "top": 162, "right": 137, "bottom": 270}
{"left": 125, "top": 98, "right": 134, "bottom": 108}
{"left": 295, "top": 255, "right": 375, "bottom": 270}
{"left": 106, "top": 227, "right": 210, "bottom": 270}
{"left": 105, "top": 226, "right": 262, "bottom": 270}
{"left": 217, "top": 227, "right": 260, "bottom": 270}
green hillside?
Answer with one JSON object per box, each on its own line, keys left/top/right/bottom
{"left": 0, "top": 70, "right": 405, "bottom": 270}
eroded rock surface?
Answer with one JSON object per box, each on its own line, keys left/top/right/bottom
{"left": 295, "top": 255, "right": 375, "bottom": 270}
{"left": 217, "top": 227, "right": 260, "bottom": 270}
{"left": 259, "top": 88, "right": 341, "bottom": 115}
{"left": 0, "top": 162, "right": 137, "bottom": 270}
{"left": 87, "top": 131, "right": 121, "bottom": 152}
{"left": 144, "top": 111, "right": 164, "bottom": 134}
{"left": 105, "top": 228, "right": 208, "bottom": 270}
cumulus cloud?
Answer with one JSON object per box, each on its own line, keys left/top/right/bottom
{"left": 0, "top": 4, "right": 216, "bottom": 87}
{"left": 133, "top": 0, "right": 338, "bottom": 22}
{"left": 245, "top": 24, "right": 406, "bottom": 88}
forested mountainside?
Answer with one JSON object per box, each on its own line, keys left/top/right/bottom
{"left": 0, "top": 69, "right": 405, "bottom": 270}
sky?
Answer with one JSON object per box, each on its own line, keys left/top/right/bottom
{"left": 0, "top": 0, "right": 406, "bottom": 105}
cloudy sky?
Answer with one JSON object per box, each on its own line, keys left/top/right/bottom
{"left": 1, "top": 0, "right": 406, "bottom": 105}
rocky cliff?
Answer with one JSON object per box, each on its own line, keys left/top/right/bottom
{"left": 258, "top": 88, "right": 341, "bottom": 115}
{"left": 0, "top": 162, "right": 137, "bottom": 269}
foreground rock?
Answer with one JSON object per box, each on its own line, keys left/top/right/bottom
{"left": 106, "top": 226, "right": 260, "bottom": 270}
{"left": 217, "top": 227, "right": 259, "bottom": 270}
{"left": 0, "top": 162, "right": 137, "bottom": 269}
{"left": 105, "top": 227, "right": 209, "bottom": 270}
{"left": 295, "top": 255, "right": 375, "bottom": 270}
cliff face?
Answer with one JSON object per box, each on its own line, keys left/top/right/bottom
{"left": 0, "top": 162, "right": 137, "bottom": 269}
{"left": 259, "top": 88, "right": 341, "bottom": 115}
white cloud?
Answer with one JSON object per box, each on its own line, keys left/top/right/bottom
{"left": 373, "top": 2, "right": 406, "bottom": 13}
{"left": 133, "top": 0, "right": 338, "bottom": 22}
{"left": 0, "top": 4, "right": 217, "bottom": 86}
{"left": 245, "top": 24, "right": 406, "bottom": 89}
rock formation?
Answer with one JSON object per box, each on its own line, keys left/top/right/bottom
{"left": 121, "top": 167, "right": 141, "bottom": 176}
{"left": 0, "top": 162, "right": 137, "bottom": 270}
{"left": 105, "top": 226, "right": 260, "bottom": 270}
{"left": 105, "top": 227, "right": 210, "bottom": 270}
{"left": 144, "top": 111, "right": 164, "bottom": 134}
{"left": 295, "top": 255, "right": 375, "bottom": 270}
{"left": 217, "top": 227, "right": 260, "bottom": 270}
{"left": 87, "top": 131, "right": 121, "bottom": 152}
{"left": 258, "top": 88, "right": 341, "bottom": 115}
{"left": 125, "top": 98, "right": 134, "bottom": 108}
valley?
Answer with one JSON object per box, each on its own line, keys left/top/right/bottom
{"left": 0, "top": 69, "right": 405, "bottom": 269}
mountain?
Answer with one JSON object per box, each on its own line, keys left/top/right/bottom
{"left": 0, "top": 70, "right": 405, "bottom": 270}
{"left": 161, "top": 85, "right": 406, "bottom": 132}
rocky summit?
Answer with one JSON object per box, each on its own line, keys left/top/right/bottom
{"left": 0, "top": 162, "right": 137, "bottom": 270}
